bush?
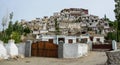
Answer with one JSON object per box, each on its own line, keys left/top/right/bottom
{"left": 0, "top": 32, "right": 10, "bottom": 43}
{"left": 105, "top": 31, "right": 120, "bottom": 42}
{"left": 11, "top": 31, "right": 21, "bottom": 43}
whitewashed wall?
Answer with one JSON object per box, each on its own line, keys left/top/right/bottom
{"left": 63, "top": 43, "right": 88, "bottom": 58}
{"left": 5, "top": 40, "right": 18, "bottom": 57}
{"left": 0, "top": 41, "right": 25, "bottom": 60}
{"left": 65, "top": 36, "right": 76, "bottom": 44}
{"left": 0, "top": 41, "right": 8, "bottom": 59}
{"left": 93, "top": 36, "right": 104, "bottom": 43}
{"left": 80, "top": 35, "right": 91, "bottom": 43}
{"left": 5, "top": 43, "right": 25, "bottom": 56}
{"left": 16, "top": 43, "right": 25, "bottom": 56}
{"left": 41, "top": 35, "right": 56, "bottom": 44}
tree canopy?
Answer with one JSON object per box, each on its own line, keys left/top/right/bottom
{"left": 114, "top": 0, "right": 120, "bottom": 42}
{"left": 0, "top": 12, "right": 31, "bottom": 43}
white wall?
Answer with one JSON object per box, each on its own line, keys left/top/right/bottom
{"left": 41, "top": 35, "right": 56, "bottom": 44}
{"left": 0, "top": 41, "right": 8, "bottom": 59}
{"left": 93, "top": 36, "right": 104, "bottom": 43}
{"left": 5, "top": 43, "right": 25, "bottom": 56}
{"left": 65, "top": 36, "right": 76, "bottom": 44}
{"left": 33, "top": 31, "right": 39, "bottom": 34}
{"left": 63, "top": 43, "right": 88, "bottom": 58}
{"left": 40, "top": 30, "right": 48, "bottom": 34}
{"left": 41, "top": 35, "right": 91, "bottom": 44}
{"left": 80, "top": 35, "right": 90, "bottom": 43}
{"left": 16, "top": 43, "right": 25, "bottom": 56}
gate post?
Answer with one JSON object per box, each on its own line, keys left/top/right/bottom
{"left": 58, "top": 41, "right": 64, "bottom": 58}
{"left": 25, "top": 40, "right": 32, "bottom": 57}
{"left": 88, "top": 41, "right": 92, "bottom": 51}
{"left": 112, "top": 40, "right": 117, "bottom": 50}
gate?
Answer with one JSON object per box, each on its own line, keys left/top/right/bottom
{"left": 31, "top": 41, "right": 58, "bottom": 57}
{"left": 92, "top": 43, "right": 112, "bottom": 50}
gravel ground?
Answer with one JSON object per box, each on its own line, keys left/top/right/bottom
{"left": 0, "top": 51, "right": 107, "bottom": 65}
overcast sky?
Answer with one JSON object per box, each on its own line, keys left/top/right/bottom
{"left": 0, "top": 0, "right": 115, "bottom": 31}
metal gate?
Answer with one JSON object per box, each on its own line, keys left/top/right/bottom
{"left": 92, "top": 44, "right": 112, "bottom": 50}
{"left": 31, "top": 41, "right": 58, "bottom": 57}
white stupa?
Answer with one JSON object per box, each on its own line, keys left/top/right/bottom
{"left": 0, "top": 40, "right": 8, "bottom": 59}
{"left": 5, "top": 39, "right": 18, "bottom": 57}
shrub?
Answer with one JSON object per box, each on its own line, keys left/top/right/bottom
{"left": 11, "top": 31, "right": 21, "bottom": 43}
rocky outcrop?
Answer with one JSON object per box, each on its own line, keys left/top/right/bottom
{"left": 106, "top": 50, "right": 120, "bottom": 65}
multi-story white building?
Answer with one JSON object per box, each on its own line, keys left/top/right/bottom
{"left": 20, "top": 8, "right": 110, "bottom": 36}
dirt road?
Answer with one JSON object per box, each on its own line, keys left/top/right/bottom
{"left": 0, "top": 51, "right": 107, "bottom": 65}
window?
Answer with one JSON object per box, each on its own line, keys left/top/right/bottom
{"left": 68, "top": 39, "right": 73, "bottom": 44}
{"left": 97, "top": 38, "right": 100, "bottom": 42}
{"left": 76, "top": 38, "right": 79, "bottom": 43}
{"left": 37, "top": 21, "right": 39, "bottom": 22}
{"left": 105, "top": 23, "right": 108, "bottom": 26}
{"left": 49, "top": 39, "right": 53, "bottom": 43}
{"left": 90, "top": 23, "right": 92, "bottom": 25}
{"left": 80, "top": 38, "right": 87, "bottom": 43}
{"left": 82, "top": 31, "right": 86, "bottom": 34}
{"left": 86, "top": 20, "right": 89, "bottom": 22}
{"left": 92, "top": 20, "right": 94, "bottom": 22}
{"left": 58, "top": 38, "right": 65, "bottom": 43}
{"left": 87, "top": 17, "right": 89, "bottom": 19}
{"left": 95, "top": 20, "right": 97, "bottom": 22}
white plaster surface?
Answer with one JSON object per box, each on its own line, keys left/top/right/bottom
{"left": 0, "top": 40, "right": 26, "bottom": 60}
{"left": 63, "top": 43, "right": 88, "bottom": 58}
{"left": 16, "top": 43, "right": 25, "bottom": 56}
{"left": 93, "top": 36, "right": 104, "bottom": 43}
{"left": 80, "top": 35, "right": 90, "bottom": 43}
{"left": 0, "top": 41, "right": 8, "bottom": 59}
{"left": 112, "top": 40, "right": 117, "bottom": 50}
{"left": 5, "top": 40, "right": 18, "bottom": 57}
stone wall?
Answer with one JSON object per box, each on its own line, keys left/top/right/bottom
{"left": 106, "top": 50, "right": 120, "bottom": 65}
{"left": 117, "top": 42, "right": 120, "bottom": 49}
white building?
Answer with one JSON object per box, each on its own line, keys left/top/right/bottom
{"left": 93, "top": 35, "right": 105, "bottom": 44}
{"left": 36, "top": 34, "right": 105, "bottom": 44}
{"left": 36, "top": 35, "right": 92, "bottom": 44}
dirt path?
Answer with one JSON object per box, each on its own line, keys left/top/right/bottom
{"left": 0, "top": 51, "right": 107, "bottom": 65}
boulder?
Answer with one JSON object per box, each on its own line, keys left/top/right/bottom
{"left": 106, "top": 50, "right": 120, "bottom": 65}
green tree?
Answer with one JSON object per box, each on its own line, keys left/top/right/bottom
{"left": 6, "top": 21, "right": 13, "bottom": 36}
{"left": 23, "top": 27, "right": 31, "bottom": 36}
{"left": 106, "top": 32, "right": 117, "bottom": 40}
{"left": 0, "top": 12, "right": 31, "bottom": 43}
{"left": 11, "top": 31, "right": 21, "bottom": 43}
{"left": 2, "top": 16, "right": 8, "bottom": 32}
{"left": 9, "top": 12, "right": 13, "bottom": 20}
{"left": 12, "top": 21, "right": 24, "bottom": 35}
{"left": 1, "top": 13, "right": 9, "bottom": 43}
{"left": 54, "top": 18, "right": 60, "bottom": 35}
{"left": 114, "top": 0, "right": 120, "bottom": 42}
{"left": 6, "top": 12, "right": 14, "bottom": 36}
